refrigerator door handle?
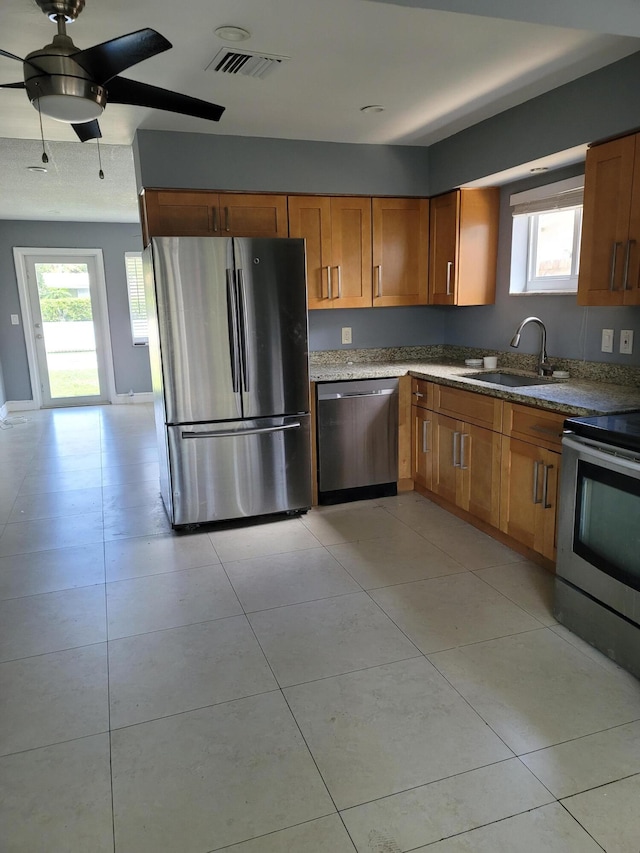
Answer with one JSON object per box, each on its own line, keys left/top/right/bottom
{"left": 236, "top": 267, "right": 250, "bottom": 393}
{"left": 226, "top": 269, "right": 241, "bottom": 393}
{"left": 182, "top": 422, "right": 301, "bottom": 439}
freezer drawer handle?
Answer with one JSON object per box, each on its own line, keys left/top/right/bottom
{"left": 181, "top": 422, "right": 301, "bottom": 439}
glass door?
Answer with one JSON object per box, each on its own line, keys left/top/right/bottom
{"left": 25, "top": 253, "right": 110, "bottom": 406}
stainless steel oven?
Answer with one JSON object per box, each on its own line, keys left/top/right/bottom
{"left": 556, "top": 412, "right": 640, "bottom": 679}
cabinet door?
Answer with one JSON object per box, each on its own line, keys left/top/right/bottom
{"left": 330, "top": 197, "right": 372, "bottom": 308}
{"left": 429, "top": 191, "right": 459, "bottom": 305}
{"left": 458, "top": 423, "right": 501, "bottom": 528}
{"left": 431, "top": 413, "right": 458, "bottom": 505}
{"left": 142, "top": 190, "right": 220, "bottom": 242}
{"left": 624, "top": 134, "right": 640, "bottom": 306}
{"left": 500, "top": 438, "right": 559, "bottom": 560}
{"left": 372, "top": 198, "right": 429, "bottom": 306}
{"left": 578, "top": 135, "right": 636, "bottom": 306}
{"left": 218, "top": 194, "right": 288, "bottom": 238}
{"left": 288, "top": 196, "right": 332, "bottom": 309}
{"left": 412, "top": 405, "right": 432, "bottom": 490}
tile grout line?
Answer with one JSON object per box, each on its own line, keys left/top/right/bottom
{"left": 216, "top": 548, "right": 352, "bottom": 848}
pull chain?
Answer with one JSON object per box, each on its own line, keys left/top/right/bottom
{"left": 36, "top": 98, "right": 48, "bottom": 164}
{"left": 96, "top": 137, "right": 104, "bottom": 179}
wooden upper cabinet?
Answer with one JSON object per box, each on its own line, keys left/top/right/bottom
{"left": 140, "top": 189, "right": 288, "bottom": 244}
{"left": 288, "top": 196, "right": 332, "bottom": 309}
{"left": 428, "top": 188, "right": 499, "bottom": 306}
{"left": 330, "top": 197, "right": 373, "bottom": 308}
{"left": 372, "top": 198, "right": 429, "bottom": 306}
{"left": 217, "top": 193, "right": 288, "bottom": 238}
{"left": 579, "top": 134, "right": 640, "bottom": 306}
{"left": 288, "top": 196, "right": 372, "bottom": 309}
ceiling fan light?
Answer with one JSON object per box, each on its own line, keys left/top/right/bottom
{"left": 35, "top": 93, "right": 103, "bottom": 123}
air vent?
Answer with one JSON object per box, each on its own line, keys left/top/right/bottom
{"left": 206, "top": 48, "right": 290, "bottom": 79}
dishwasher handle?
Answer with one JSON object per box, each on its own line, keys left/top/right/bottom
{"left": 318, "top": 388, "right": 396, "bottom": 401}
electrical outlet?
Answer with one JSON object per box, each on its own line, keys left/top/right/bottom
{"left": 10, "top": 314, "right": 19, "bottom": 325}
{"left": 341, "top": 327, "right": 352, "bottom": 345}
{"left": 620, "top": 329, "right": 634, "bottom": 355}
{"left": 601, "top": 328, "right": 614, "bottom": 353}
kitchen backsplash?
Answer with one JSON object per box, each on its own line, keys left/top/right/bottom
{"left": 310, "top": 345, "right": 640, "bottom": 387}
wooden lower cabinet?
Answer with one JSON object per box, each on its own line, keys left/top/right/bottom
{"left": 412, "top": 405, "right": 432, "bottom": 490}
{"left": 410, "top": 386, "right": 563, "bottom": 564}
{"left": 431, "top": 412, "right": 501, "bottom": 527}
{"left": 500, "top": 437, "right": 560, "bottom": 561}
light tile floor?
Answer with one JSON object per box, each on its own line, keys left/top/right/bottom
{"left": 1, "top": 404, "right": 639, "bottom": 852}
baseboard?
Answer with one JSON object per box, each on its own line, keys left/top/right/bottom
{"left": 5, "top": 400, "right": 39, "bottom": 413}
{"left": 113, "top": 392, "right": 154, "bottom": 405}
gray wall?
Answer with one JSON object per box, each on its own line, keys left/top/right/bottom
{"left": 133, "top": 132, "right": 430, "bottom": 196}
{"left": 0, "top": 221, "right": 149, "bottom": 402}
{"left": 445, "top": 170, "right": 640, "bottom": 366}
{"left": 0, "top": 358, "right": 6, "bottom": 408}
{"left": 309, "top": 306, "right": 447, "bottom": 351}
{"left": 429, "top": 49, "right": 640, "bottom": 194}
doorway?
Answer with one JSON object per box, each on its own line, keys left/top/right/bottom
{"left": 14, "top": 248, "right": 115, "bottom": 407}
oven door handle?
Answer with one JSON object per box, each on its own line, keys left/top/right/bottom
{"left": 563, "top": 435, "right": 640, "bottom": 472}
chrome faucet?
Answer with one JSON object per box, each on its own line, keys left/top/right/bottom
{"left": 509, "top": 317, "right": 553, "bottom": 376}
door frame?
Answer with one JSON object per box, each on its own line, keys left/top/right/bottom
{"left": 13, "top": 246, "right": 117, "bottom": 408}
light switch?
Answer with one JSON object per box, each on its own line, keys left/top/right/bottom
{"left": 601, "top": 329, "right": 614, "bottom": 353}
{"left": 10, "top": 314, "right": 19, "bottom": 325}
{"left": 341, "top": 327, "right": 352, "bottom": 345}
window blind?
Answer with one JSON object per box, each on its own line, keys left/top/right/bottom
{"left": 510, "top": 175, "right": 584, "bottom": 216}
{"left": 124, "top": 252, "right": 148, "bottom": 345}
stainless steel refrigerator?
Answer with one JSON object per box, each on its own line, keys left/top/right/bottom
{"left": 143, "top": 236, "right": 312, "bottom": 527}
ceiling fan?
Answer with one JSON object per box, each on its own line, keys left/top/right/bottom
{"left": 0, "top": 0, "right": 225, "bottom": 142}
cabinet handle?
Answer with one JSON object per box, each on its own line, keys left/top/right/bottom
{"left": 212, "top": 207, "right": 219, "bottom": 232}
{"left": 422, "top": 419, "right": 430, "bottom": 453}
{"left": 336, "top": 265, "right": 342, "bottom": 299}
{"left": 327, "top": 265, "right": 333, "bottom": 300}
{"left": 623, "top": 239, "right": 636, "bottom": 290}
{"left": 610, "top": 241, "right": 622, "bottom": 291}
{"left": 413, "top": 390, "right": 424, "bottom": 398}
{"left": 542, "top": 464, "right": 554, "bottom": 509}
{"left": 446, "top": 261, "right": 453, "bottom": 296}
{"left": 532, "top": 460, "right": 542, "bottom": 504}
{"left": 224, "top": 207, "right": 230, "bottom": 232}
{"left": 453, "top": 431, "right": 461, "bottom": 467}
{"left": 460, "top": 433, "right": 468, "bottom": 470}
{"left": 375, "top": 265, "right": 382, "bottom": 298}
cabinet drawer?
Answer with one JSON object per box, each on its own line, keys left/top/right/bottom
{"left": 411, "top": 378, "right": 432, "bottom": 410}
{"left": 503, "top": 403, "right": 564, "bottom": 451}
{"left": 432, "top": 384, "right": 502, "bottom": 431}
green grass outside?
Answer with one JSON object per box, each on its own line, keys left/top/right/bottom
{"left": 49, "top": 369, "right": 100, "bottom": 398}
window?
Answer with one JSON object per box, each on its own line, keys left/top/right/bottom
{"left": 124, "top": 252, "right": 148, "bottom": 345}
{"left": 509, "top": 176, "right": 583, "bottom": 295}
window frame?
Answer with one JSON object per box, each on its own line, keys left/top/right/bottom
{"left": 525, "top": 205, "right": 582, "bottom": 293}
{"left": 124, "top": 251, "right": 149, "bottom": 346}
{"left": 509, "top": 175, "right": 584, "bottom": 296}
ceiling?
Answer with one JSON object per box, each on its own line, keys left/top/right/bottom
{"left": 0, "top": 0, "right": 639, "bottom": 222}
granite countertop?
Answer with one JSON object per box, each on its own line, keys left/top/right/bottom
{"left": 310, "top": 359, "right": 640, "bottom": 416}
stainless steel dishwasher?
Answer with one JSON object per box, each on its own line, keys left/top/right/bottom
{"left": 317, "top": 378, "right": 399, "bottom": 504}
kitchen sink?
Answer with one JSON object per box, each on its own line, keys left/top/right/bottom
{"left": 462, "top": 371, "right": 556, "bottom": 387}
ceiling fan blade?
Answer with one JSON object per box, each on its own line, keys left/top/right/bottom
{"left": 107, "top": 76, "right": 225, "bottom": 122}
{"left": 72, "top": 120, "right": 102, "bottom": 142}
{"left": 0, "top": 81, "right": 26, "bottom": 88}
{"left": 73, "top": 29, "right": 172, "bottom": 85}
{"left": 0, "top": 48, "right": 24, "bottom": 63}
